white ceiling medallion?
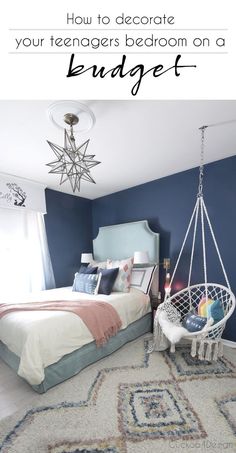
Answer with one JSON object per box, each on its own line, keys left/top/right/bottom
{"left": 47, "top": 101, "right": 96, "bottom": 134}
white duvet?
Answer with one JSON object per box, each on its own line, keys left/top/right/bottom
{"left": 0, "top": 287, "right": 150, "bottom": 385}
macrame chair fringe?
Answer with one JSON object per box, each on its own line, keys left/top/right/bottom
{"left": 191, "top": 338, "right": 197, "bottom": 357}
{"left": 190, "top": 338, "right": 223, "bottom": 361}
{"left": 219, "top": 341, "right": 224, "bottom": 357}
{"left": 148, "top": 315, "right": 170, "bottom": 353}
{"left": 213, "top": 342, "right": 219, "bottom": 361}
{"left": 198, "top": 340, "right": 205, "bottom": 360}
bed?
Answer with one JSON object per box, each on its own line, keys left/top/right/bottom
{"left": 0, "top": 220, "right": 159, "bottom": 393}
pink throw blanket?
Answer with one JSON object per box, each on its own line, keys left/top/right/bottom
{"left": 0, "top": 300, "right": 122, "bottom": 346}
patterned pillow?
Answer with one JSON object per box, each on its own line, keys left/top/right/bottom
{"left": 182, "top": 312, "right": 207, "bottom": 332}
{"left": 107, "top": 258, "right": 133, "bottom": 292}
{"left": 131, "top": 265, "right": 157, "bottom": 294}
{"left": 158, "top": 300, "right": 181, "bottom": 323}
{"left": 72, "top": 273, "right": 101, "bottom": 295}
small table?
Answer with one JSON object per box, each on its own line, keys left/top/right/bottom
{"left": 150, "top": 295, "right": 161, "bottom": 331}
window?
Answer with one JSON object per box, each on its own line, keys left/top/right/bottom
{"left": 0, "top": 208, "right": 55, "bottom": 298}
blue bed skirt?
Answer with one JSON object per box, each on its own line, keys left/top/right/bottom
{"left": 0, "top": 313, "right": 152, "bottom": 393}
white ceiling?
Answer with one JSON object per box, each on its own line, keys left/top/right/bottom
{"left": 0, "top": 100, "right": 236, "bottom": 200}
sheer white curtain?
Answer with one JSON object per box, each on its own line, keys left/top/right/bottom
{"left": 0, "top": 208, "right": 55, "bottom": 297}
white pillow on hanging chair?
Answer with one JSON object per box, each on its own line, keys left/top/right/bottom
{"left": 158, "top": 311, "right": 189, "bottom": 344}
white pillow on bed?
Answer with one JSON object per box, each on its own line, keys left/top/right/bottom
{"left": 89, "top": 259, "right": 107, "bottom": 269}
{"left": 130, "top": 265, "right": 157, "bottom": 294}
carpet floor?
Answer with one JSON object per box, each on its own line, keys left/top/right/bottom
{"left": 0, "top": 335, "right": 236, "bottom": 452}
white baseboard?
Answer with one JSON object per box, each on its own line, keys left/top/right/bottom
{"left": 222, "top": 339, "right": 236, "bottom": 348}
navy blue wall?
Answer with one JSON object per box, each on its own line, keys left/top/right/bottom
{"left": 43, "top": 157, "right": 236, "bottom": 340}
{"left": 44, "top": 189, "right": 93, "bottom": 287}
{"left": 92, "top": 156, "right": 236, "bottom": 341}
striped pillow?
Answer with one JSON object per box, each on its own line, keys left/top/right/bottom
{"left": 72, "top": 273, "right": 101, "bottom": 295}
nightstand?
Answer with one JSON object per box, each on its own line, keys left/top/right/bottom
{"left": 150, "top": 293, "right": 162, "bottom": 331}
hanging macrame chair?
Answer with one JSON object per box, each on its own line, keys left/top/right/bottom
{"left": 150, "top": 126, "right": 235, "bottom": 361}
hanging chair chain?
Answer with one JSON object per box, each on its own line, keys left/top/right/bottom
{"left": 198, "top": 126, "right": 207, "bottom": 197}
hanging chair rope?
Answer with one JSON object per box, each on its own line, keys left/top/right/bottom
{"left": 202, "top": 198, "right": 231, "bottom": 290}
{"left": 169, "top": 198, "right": 199, "bottom": 291}
{"left": 199, "top": 127, "right": 208, "bottom": 301}
{"left": 200, "top": 196, "right": 208, "bottom": 301}
{"left": 188, "top": 197, "right": 200, "bottom": 289}
{"left": 187, "top": 197, "right": 200, "bottom": 309}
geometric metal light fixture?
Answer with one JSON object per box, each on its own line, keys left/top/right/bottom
{"left": 46, "top": 108, "right": 101, "bottom": 193}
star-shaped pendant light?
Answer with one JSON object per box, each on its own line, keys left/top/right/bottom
{"left": 46, "top": 112, "right": 100, "bottom": 192}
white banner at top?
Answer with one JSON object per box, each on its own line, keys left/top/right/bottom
{"left": 0, "top": 174, "right": 46, "bottom": 214}
{"left": 0, "top": 0, "right": 235, "bottom": 100}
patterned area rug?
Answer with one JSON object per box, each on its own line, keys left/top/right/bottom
{"left": 0, "top": 335, "right": 236, "bottom": 452}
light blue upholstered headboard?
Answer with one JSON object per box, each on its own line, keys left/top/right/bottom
{"left": 93, "top": 220, "right": 159, "bottom": 264}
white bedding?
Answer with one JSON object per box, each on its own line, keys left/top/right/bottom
{"left": 0, "top": 287, "right": 150, "bottom": 385}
